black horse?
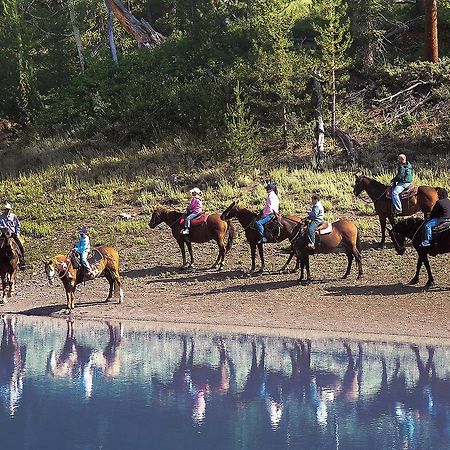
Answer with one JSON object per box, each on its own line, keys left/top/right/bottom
{"left": 389, "top": 217, "right": 450, "bottom": 288}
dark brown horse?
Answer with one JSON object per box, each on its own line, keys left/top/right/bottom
{"left": 291, "top": 219, "right": 363, "bottom": 285}
{"left": 353, "top": 174, "right": 447, "bottom": 248}
{"left": 221, "top": 201, "right": 301, "bottom": 272}
{"left": 0, "top": 232, "right": 20, "bottom": 303}
{"left": 389, "top": 217, "right": 450, "bottom": 288}
{"left": 44, "top": 246, "right": 123, "bottom": 311}
{"left": 149, "top": 207, "right": 235, "bottom": 269}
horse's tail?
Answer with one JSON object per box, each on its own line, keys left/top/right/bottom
{"left": 356, "top": 227, "right": 362, "bottom": 255}
{"left": 435, "top": 187, "right": 448, "bottom": 199}
{"left": 225, "top": 220, "right": 236, "bottom": 254}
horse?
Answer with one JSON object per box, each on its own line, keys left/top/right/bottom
{"left": 44, "top": 245, "right": 123, "bottom": 311}
{"left": 291, "top": 219, "right": 362, "bottom": 285}
{"left": 0, "top": 232, "right": 20, "bottom": 303}
{"left": 149, "top": 207, "right": 235, "bottom": 270}
{"left": 388, "top": 217, "right": 450, "bottom": 288}
{"left": 220, "top": 201, "right": 302, "bottom": 273}
{"left": 353, "top": 174, "right": 447, "bottom": 248}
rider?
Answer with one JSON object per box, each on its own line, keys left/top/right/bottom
{"left": 421, "top": 197, "right": 450, "bottom": 247}
{"left": 181, "top": 188, "right": 203, "bottom": 235}
{"left": 73, "top": 227, "right": 97, "bottom": 277}
{"left": 256, "top": 183, "right": 279, "bottom": 244}
{"left": 306, "top": 193, "right": 324, "bottom": 250}
{"left": 0, "top": 202, "right": 26, "bottom": 270}
{"left": 391, "top": 153, "right": 413, "bottom": 214}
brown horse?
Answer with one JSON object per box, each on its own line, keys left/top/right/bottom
{"left": 149, "top": 207, "right": 235, "bottom": 269}
{"left": 0, "top": 232, "right": 20, "bottom": 303}
{"left": 291, "top": 219, "right": 362, "bottom": 285}
{"left": 44, "top": 246, "right": 123, "bottom": 311}
{"left": 221, "top": 201, "right": 302, "bottom": 272}
{"left": 353, "top": 174, "right": 447, "bottom": 248}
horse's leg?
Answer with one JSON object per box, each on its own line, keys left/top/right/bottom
{"left": 115, "top": 272, "right": 124, "bottom": 304}
{"left": 104, "top": 270, "right": 114, "bottom": 302}
{"left": 354, "top": 248, "right": 363, "bottom": 280}
{"left": 1, "top": 273, "right": 6, "bottom": 303}
{"left": 186, "top": 241, "right": 194, "bottom": 268}
{"left": 280, "top": 250, "right": 295, "bottom": 272}
{"left": 250, "top": 242, "right": 257, "bottom": 272}
{"left": 422, "top": 254, "right": 434, "bottom": 289}
{"left": 342, "top": 251, "right": 353, "bottom": 279}
{"left": 408, "top": 254, "right": 423, "bottom": 285}
{"left": 65, "top": 288, "right": 71, "bottom": 312}
{"left": 177, "top": 239, "right": 187, "bottom": 268}
{"left": 298, "top": 258, "right": 305, "bottom": 284}
{"left": 217, "top": 242, "right": 226, "bottom": 270}
{"left": 378, "top": 215, "right": 387, "bottom": 249}
{"left": 257, "top": 243, "right": 265, "bottom": 273}
{"left": 305, "top": 256, "right": 312, "bottom": 284}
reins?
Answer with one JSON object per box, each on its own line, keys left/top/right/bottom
{"left": 56, "top": 251, "right": 73, "bottom": 279}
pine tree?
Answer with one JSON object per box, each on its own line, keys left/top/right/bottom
{"left": 313, "top": 0, "right": 352, "bottom": 137}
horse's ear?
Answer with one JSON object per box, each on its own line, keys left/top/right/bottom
{"left": 355, "top": 171, "right": 362, "bottom": 178}
{"left": 231, "top": 200, "right": 236, "bottom": 207}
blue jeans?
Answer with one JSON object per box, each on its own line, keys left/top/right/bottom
{"left": 424, "top": 218, "right": 448, "bottom": 242}
{"left": 308, "top": 219, "right": 322, "bottom": 245}
{"left": 256, "top": 214, "right": 274, "bottom": 238}
{"left": 80, "top": 251, "right": 91, "bottom": 271}
{"left": 392, "top": 182, "right": 411, "bottom": 212}
{"left": 184, "top": 213, "right": 198, "bottom": 229}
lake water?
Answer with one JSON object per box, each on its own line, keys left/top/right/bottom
{"left": 0, "top": 316, "right": 449, "bottom": 450}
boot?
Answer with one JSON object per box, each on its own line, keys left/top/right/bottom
{"left": 19, "top": 257, "right": 26, "bottom": 271}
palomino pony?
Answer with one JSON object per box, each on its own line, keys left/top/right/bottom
{"left": 353, "top": 174, "right": 447, "bottom": 248}
{"left": 44, "top": 246, "right": 123, "bottom": 311}
{"left": 389, "top": 217, "right": 450, "bottom": 288}
{"left": 149, "top": 207, "right": 235, "bottom": 269}
{"left": 221, "top": 201, "right": 301, "bottom": 272}
{"left": 0, "top": 232, "right": 20, "bottom": 303}
{"left": 291, "top": 219, "right": 363, "bottom": 285}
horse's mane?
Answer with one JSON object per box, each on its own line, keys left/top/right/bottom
{"left": 361, "top": 175, "right": 387, "bottom": 189}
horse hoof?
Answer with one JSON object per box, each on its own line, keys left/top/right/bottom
{"left": 425, "top": 282, "right": 435, "bottom": 289}
{"left": 341, "top": 274, "right": 349, "bottom": 280}
{"left": 408, "top": 278, "right": 419, "bottom": 285}
{"left": 377, "top": 243, "right": 385, "bottom": 250}
{"left": 356, "top": 274, "right": 363, "bottom": 280}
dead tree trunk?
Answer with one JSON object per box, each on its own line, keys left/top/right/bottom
{"left": 105, "top": 0, "right": 165, "bottom": 47}
{"left": 424, "top": 0, "right": 438, "bottom": 63}
{"left": 68, "top": 1, "right": 85, "bottom": 72}
{"left": 105, "top": 0, "right": 118, "bottom": 64}
{"left": 312, "top": 73, "right": 326, "bottom": 168}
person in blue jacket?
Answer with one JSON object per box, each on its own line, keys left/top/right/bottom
{"left": 73, "top": 227, "right": 96, "bottom": 277}
{"left": 306, "top": 194, "right": 324, "bottom": 250}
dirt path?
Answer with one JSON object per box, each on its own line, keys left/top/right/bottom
{"left": 2, "top": 227, "right": 450, "bottom": 344}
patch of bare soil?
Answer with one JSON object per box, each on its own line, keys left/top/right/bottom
{"left": 2, "top": 226, "right": 450, "bottom": 344}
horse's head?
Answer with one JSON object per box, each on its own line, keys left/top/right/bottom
{"left": 0, "top": 232, "right": 16, "bottom": 261}
{"left": 221, "top": 201, "right": 237, "bottom": 220}
{"left": 353, "top": 172, "right": 365, "bottom": 197}
{"left": 388, "top": 226, "right": 407, "bottom": 256}
{"left": 44, "top": 256, "right": 69, "bottom": 285}
{"left": 149, "top": 209, "right": 163, "bottom": 229}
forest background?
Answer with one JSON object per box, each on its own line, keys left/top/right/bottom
{"left": 0, "top": 0, "right": 450, "bottom": 264}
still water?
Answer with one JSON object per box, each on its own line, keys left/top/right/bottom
{"left": 0, "top": 316, "right": 449, "bottom": 450}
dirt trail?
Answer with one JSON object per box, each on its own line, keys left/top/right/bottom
{"left": 2, "top": 226, "right": 450, "bottom": 344}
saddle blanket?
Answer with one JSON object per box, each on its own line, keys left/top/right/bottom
{"left": 179, "top": 213, "right": 209, "bottom": 226}
{"left": 317, "top": 223, "right": 333, "bottom": 235}
{"left": 386, "top": 186, "right": 418, "bottom": 199}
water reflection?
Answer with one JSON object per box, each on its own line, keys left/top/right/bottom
{"left": 0, "top": 316, "right": 448, "bottom": 450}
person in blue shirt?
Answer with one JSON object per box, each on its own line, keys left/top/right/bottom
{"left": 0, "top": 202, "right": 25, "bottom": 270}
{"left": 73, "top": 227, "right": 97, "bottom": 277}
{"left": 306, "top": 194, "right": 324, "bottom": 250}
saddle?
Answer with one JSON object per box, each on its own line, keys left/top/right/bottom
{"left": 179, "top": 213, "right": 209, "bottom": 227}
{"left": 315, "top": 222, "right": 333, "bottom": 235}
{"left": 71, "top": 249, "right": 103, "bottom": 271}
{"left": 386, "top": 185, "right": 418, "bottom": 200}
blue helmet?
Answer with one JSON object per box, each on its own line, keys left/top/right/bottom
{"left": 79, "top": 227, "right": 88, "bottom": 235}
{"left": 266, "top": 182, "right": 277, "bottom": 191}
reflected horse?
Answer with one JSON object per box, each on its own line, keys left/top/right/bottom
{"left": 389, "top": 217, "right": 450, "bottom": 288}
{"left": 0, "top": 232, "right": 20, "bottom": 302}
{"left": 0, "top": 317, "right": 26, "bottom": 416}
{"left": 44, "top": 245, "right": 123, "bottom": 311}
{"left": 291, "top": 219, "right": 362, "bottom": 285}
{"left": 221, "top": 201, "right": 302, "bottom": 272}
{"left": 93, "top": 322, "right": 123, "bottom": 378}
{"left": 353, "top": 174, "right": 447, "bottom": 247}
{"left": 149, "top": 207, "right": 235, "bottom": 270}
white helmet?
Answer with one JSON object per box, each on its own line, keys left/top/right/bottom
{"left": 2, "top": 202, "right": 12, "bottom": 210}
{"left": 189, "top": 187, "right": 202, "bottom": 195}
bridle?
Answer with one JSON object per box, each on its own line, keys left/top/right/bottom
{"left": 354, "top": 177, "right": 388, "bottom": 204}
